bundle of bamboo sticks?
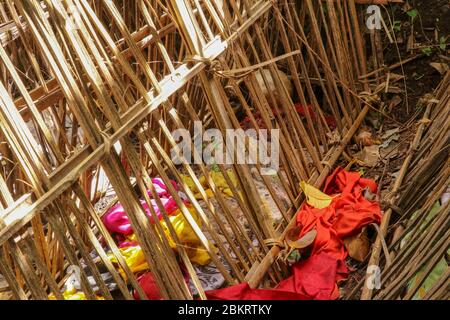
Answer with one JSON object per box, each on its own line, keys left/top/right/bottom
{"left": 348, "top": 71, "right": 450, "bottom": 300}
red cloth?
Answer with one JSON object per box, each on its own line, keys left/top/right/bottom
{"left": 206, "top": 252, "right": 346, "bottom": 300}
{"left": 206, "top": 283, "right": 308, "bottom": 300}
{"left": 204, "top": 168, "right": 381, "bottom": 300}
{"left": 293, "top": 103, "right": 336, "bottom": 129}
{"left": 133, "top": 266, "right": 191, "bottom": 300}
{"left": 133, "top": 272, "right": 162, "bottom": 300}
{"left": 240, "top": 103, "right": 336, "bottom": 130}
{"left": 297, "top": 167, "right": 382, "bottom": 261}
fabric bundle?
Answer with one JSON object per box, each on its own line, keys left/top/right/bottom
{"left": 205, "top": 167, "right": 382, "bottom": 300}
{"left": 132, "top": 268, "right": 192, "bottom": 300}
{"left": 108, "top": 245, "right": 149, "bottom": 281}
{"left": 49, "top": 286, "right": 105, "bottom": 300}
{"left": 107, "top": 205, "right": 212, "bottom": 299}
{"left": 181, "top": 170, "right": 238, "bottom": 199}
{"left": 102, "top": 178, "right": 179, "bottom": 236}
{"left": 101, "top": 177, "right": 214, "bottom": 300}
{"left": 161, "top": 206, "right": 213, "bottom": 265}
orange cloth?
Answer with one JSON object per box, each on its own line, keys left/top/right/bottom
{"left": 205, "top": 167, "right": 381, "bottom": 300}
{"left": 206, "top": 252, "right": 346, "bottom": 300}
{"left": 297, "top": 167, "right": 382, "bottom": 261}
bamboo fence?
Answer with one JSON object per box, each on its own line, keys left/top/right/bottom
{"left": 0, "top": 0, "right": 385, "bottom": 300}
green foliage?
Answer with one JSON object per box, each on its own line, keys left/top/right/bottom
{"left": 393, "top": 20, "right": 402, "bottom": 32}
{"left": 421, "top": 47, "right": 433, "bottom": 56}
{"left": 358, "top": 168, "right": 365, "bottom": 176}
{"left": 406, "top": 9, "right": 418, "bottom": 19}
{"left": 439, "top": 36, "right": 447, "bottom": 51}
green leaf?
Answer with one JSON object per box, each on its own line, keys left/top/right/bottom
{"left": 287, "top": 249, "right": 301, "bottom": 264}
{"left": 439, "top": 36, "right": 447, "bottom": 51}
{"left": 421, "top": 47, "right": 433, "bottom": 56}
{"left": 393, "top": 20, "right": 402, "bottom": 32}
{"left": 407, "top": 9, "right": 418, "bottom": 19}
{"left": 358, "top": 168, "right": 366, "bottom": 176}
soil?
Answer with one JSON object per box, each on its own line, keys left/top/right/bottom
{"left": 382, "top": 0, "right": 449, "bottom": 123}
{"left": 341, "top": 0, "right": 449, "bottom": 299}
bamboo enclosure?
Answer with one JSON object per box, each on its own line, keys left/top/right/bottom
{"left": 0, "top": 0, "right": 391, "bottom": 300}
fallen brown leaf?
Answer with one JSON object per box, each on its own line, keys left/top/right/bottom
{"left": 355, "top": 128, "right": 381, "bottom": 147}
{"left": 343, "top": 228, "right": 370, "bottom": 262}
{"left": 286, "top": 228, "right": 317, "bottom": 249}
{"left": 430, "top": 62, "right": 449, "bottom": 75}
{"left": 355, "top": 145, "right": 380, "bottom": 167}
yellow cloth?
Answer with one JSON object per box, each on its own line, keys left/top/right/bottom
{"left": 161, "top": 205, "right": 213, "bottom": 265}
{"left": 181, "top": 170, "right": 238, "bottom": 199}
{"left": 108, "top": 205, "right": 213, "bottom": 281}
{"left": 48, "top": 286, "right": 105, "bottom": 300}
{"left": 108, "top": 245, "right": 149, "bottom": 280}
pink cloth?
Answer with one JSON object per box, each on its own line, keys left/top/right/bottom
{"left": 102, "top": 178, "right": 179, "bottom": 236}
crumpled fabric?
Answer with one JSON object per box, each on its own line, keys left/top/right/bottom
{"left": 108, "top": 204, "right": 213, "bottom": 273}
{"left": 133, "top": 266, "right": 193, "bottom": 300}
{"left": 181, "top": 170, "right": 238, "bottom": 199}
{"left": 188, "top": 262, "right": 226, "bottom": 295}
{"left": 161, "top": 205, "right": 213, "bottom": 266}
{"left": 102, "top": 178, "right": 179, "bottom": 236}
{"left": 108, "top": 245, "right": 149, "bottom": 280}
{"left": 205, "top": 252, "right": 346, "bottom": 300}
{"left": 116, "top": 233, "right": 139, "bottom": 249}
{"left": 48, "top": 286, "right": 105, "bottom": 300}
{"left": 205, "top": 167, "right": 381, "bottom": 300}
{"left": 68, "top": 249, "right": 118, "bottom": 292}
{"left": 297, "top": 167, "right": 382, "bottom": 261}
{"left": 206, "top": 283, "right": 308, "bottom": 300}
{"left": 133, "top": 272, "right": 162, "bottom": 300}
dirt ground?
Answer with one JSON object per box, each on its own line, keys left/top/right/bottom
{"left": 340, "top": 0, "right": 449, "bottom": 298}
{"left": 384, "top": 0, "right": 449, "bottom": 122}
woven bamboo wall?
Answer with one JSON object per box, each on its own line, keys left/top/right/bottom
{"left": 0, "top": 0, "right": 373, "bottom": 299}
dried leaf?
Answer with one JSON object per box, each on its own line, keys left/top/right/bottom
{"left": 388, "top": 95, "right": 402, "bottom": 111}
{"left": 355, "top": 129, "right": 380, "bottom": 146}
{"left": 380, "top": 128, "right": 400, "bottom": 160}
{"left": 380, "top": 141, "right": 399, "bottom": 160}
{"left": 255, "top": 69, "right": 293, "bottom": 105}
{"left": 390, "top": 170, "right": 401, "bottom": 179}
{"left": 343, "top": 228, "right": 370, "bottom": 262}
{"left": 286, "top": 228, "right": 317, "bottom": 249}
{"left": 300, "top": 181, "right": 333, "bottom": 209}
{"left": 430, "top": 62, "right": 449, "bottom": 75}
{"left": 326, "top": 130, "right": 341, "bottom": 145}
{"left": 355, "top": 145, "right": 380, "bottom": 167}
{"left": 363, "top": 188, "right": 378, "bottom": 201}
{"left": 381, "top": 128, "right": 400, "bottom": 140}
